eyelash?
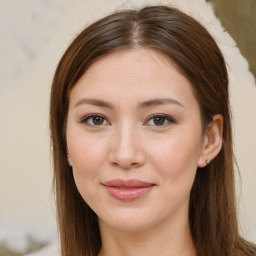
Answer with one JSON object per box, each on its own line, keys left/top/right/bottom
{"left": 79, "top": 114, "right": 176, "bottom": 127}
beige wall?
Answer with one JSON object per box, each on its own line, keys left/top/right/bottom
{"left": 0, "top": 0, "right": 255, "bottom": 247}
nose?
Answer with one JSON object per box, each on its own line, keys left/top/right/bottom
{"left": 108, "top": 124, "right": 146, "bottom": 170}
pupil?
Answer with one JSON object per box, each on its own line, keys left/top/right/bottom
{"left": 154, "top": 117, "right": 165, "bottom": 125}
{"left": 93, "top": 116, "right": 103, "bottom": 125}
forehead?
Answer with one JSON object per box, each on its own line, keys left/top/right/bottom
{"left": 69, "top": 48, "right": 198, "bottom": 109}
{"left": 82, "top": 48, "right": 182, "bottom": 82}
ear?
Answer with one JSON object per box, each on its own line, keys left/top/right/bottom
{"left": 197, "top": 114, "right": 223, "bottom": 168}
{"left": 66, "top": 148, "right": 72, "bottom": 167}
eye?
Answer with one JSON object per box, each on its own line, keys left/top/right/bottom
{"left": 146, "top": 114, "right": 176, "bottom": 126}
{"left": 80, "top": 114, "right": 109, "bottom": 126}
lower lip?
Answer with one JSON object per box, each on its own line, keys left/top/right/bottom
{"left": 104, "top": 186, "right": 154, "bottom": 201}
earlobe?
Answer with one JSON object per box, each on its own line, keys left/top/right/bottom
{"left": 67, "top": 154, "right": 73, "bottom": 167}
{"left": 198, "top": 114, "right": 223, "bottom": 168}
{"left": 66, "top": 148, "right": 72, "bottom": 167}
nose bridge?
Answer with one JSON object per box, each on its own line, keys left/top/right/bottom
{"left": 110, "top": 120, "right": 145, "bottom": 169}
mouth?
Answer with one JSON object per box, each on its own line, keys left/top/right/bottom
{"left": 102, "top": 179, "right": 156, "bottom": 201}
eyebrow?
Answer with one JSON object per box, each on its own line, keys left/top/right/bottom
{"left": 74, "top": 98, "right": 184, "bottom": 109}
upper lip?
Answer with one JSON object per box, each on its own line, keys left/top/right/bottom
{"left": 102, "top": 179, "right": 155, "bottom": 188}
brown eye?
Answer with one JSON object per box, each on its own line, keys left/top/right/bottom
{"left": 153, "top": 116, "right": 166, "bottom": 126}
{"left": 92, "top": 116, "right": 104, "bottom": 125}
{"left": 81, "top": 115, "right": 109, "bottom": 126}
{"left": 146, "top": 114, "right": 176, "bottom": 127}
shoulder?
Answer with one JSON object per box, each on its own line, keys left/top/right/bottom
{"left": 25, "top": 243, "right": 60, "bottom": 256}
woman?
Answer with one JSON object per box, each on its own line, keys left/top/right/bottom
{"left": 50, "top": 5, "right": 256, "bottom": 256}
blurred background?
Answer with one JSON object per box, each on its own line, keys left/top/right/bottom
{"left": 0, "top": 0, "right": 255, "bottom": 255}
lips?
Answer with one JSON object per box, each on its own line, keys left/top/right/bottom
{"left": 102, "top": 179, "right": 155, "bottom": 201}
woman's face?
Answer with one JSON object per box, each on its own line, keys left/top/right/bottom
{"left": 66, "top": 48, "right": 207, "bottom": 232}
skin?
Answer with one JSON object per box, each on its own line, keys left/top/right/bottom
{"left": 66, "top": 48, "right": 223, "bottom": 256}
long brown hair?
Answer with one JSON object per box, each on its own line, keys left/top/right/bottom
{"left": 50, "top": 6, "right": 255, "bottom": 256}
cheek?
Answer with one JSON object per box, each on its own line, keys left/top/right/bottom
{"left": 148, "top": 136, "right": 201, "bottom": 210}
{"left": 75, "top": 142, "right": 105, "bottom": 168}
{"left": 68, "top": 136, "right": 109, "bottom": 207}
{"left": 148, "top": 131, "right": 202, "bottom": 183}
{"left": 67, "top": 131, "right": 109, "bottom": 186}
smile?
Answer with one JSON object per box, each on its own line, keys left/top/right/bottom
{"left": 102, "top": 179, "right": 156, "bottom": 202}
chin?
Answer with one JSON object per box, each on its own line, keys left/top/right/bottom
{"left": 97, "top": 206, "right": 169, "bottom": 234}
{"left": 100, "top": 217, "right": 154, "bottom": 233}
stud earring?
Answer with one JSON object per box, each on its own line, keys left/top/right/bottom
{"left": 205, "top": 159, "right": 210, "bottom": 165}
{"left": 67, "top": 154, "right": 72, "bottom": 167}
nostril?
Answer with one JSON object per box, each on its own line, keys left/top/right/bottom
{"left": 112, "top": 161, "right": 141, "bottom": 170}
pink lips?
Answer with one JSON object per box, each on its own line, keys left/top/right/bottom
{"left": 102, "top": 179, "right": 155, "bottom": 201}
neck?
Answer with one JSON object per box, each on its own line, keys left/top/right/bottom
{"left": 98, "top": 212, "right": 196, "bottom": 256}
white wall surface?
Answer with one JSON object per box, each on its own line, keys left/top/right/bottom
{"left": 0, "top": 0, "right": 255, "bottom": 250}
